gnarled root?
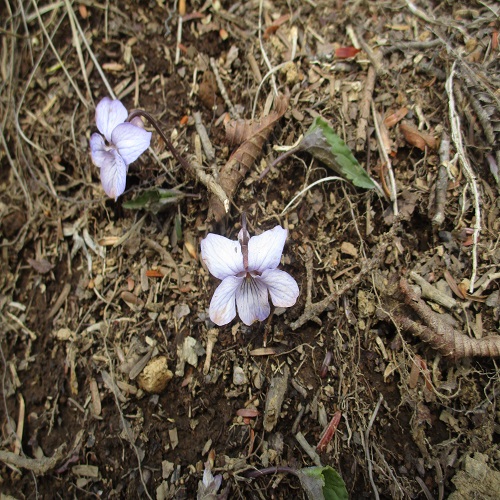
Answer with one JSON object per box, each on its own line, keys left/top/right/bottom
{"left": 394, "top": 278, "right": 500, "bottom": 359}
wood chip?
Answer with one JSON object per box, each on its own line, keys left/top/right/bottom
{"left": 47, "top": 283, "right": 71, "bottom": 319}
{"left": 89, "top": 378, "right": 101, "bottom": 416}
{"left": 72, "top": 465, "right": 99, "bottom": 478}
{"left": 263, "top": 365, "right": 289, "bottom": 432}
{"left": 168, "top": 428, "right": 179, "bottom": 450}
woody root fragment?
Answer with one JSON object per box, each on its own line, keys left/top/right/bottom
{"left": 382, "top": 277, "right": 500, "bottom": 359}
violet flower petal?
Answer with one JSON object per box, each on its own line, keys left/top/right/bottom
{"left": 130, "top": 116, "right": 146, "bottom": 129}
{"left": 95, "top": 97, "right": 128, "bottom": 142}
{"left": 111, "top": 123, "right": 152, "bottom": 165}
{"left": 236, "top": 276, "right": 270, "bottom": 326}
{"left": 209, "top": 276, "right": 242, "bottom": 326}
{"left": 98, "top": 148, "right": 128, "bottom": 200}
{"left": 90, "top": 133, "right": 109, "bottom": 169}
{"left": 260, "top": 269, "right": 299, "bottom": 307}
{"left": 201, "top": 234, "right": 245, "bottom": 280}
{"left": 248, "top": 226, "right": 288, "bottom": 273}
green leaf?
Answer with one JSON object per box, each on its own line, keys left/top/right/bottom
{"left": 301, "top": 117, "right": 376, "bottom": 190}
{"left": 122, "top": 188, "right": 185, "bottom": 213}
{"left": 174, "top": 212, "right": 182, "bottom": 243}
{"left": 296, "top": 466, "right": 348, "bottom": 500}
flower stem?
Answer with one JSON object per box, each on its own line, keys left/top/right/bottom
{"left": 127, "top": 109, "right": 195, "bottom": 178}
{"left": 258, "top": 145, "right": 302, "bottom": 180}
{"left": 127, "top": 109, "right": 231, "bottom": 213}
{"left": 239, "top": 212, "right": 249, "bottom": 270}
{"left": 244, "top": 466, "right": 298, "bottom": 478}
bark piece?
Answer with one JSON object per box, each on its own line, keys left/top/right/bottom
{"left": 263, "top": 365, "right": 289, "bottom": 432}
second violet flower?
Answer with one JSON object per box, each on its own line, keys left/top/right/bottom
{"left": 200, "top": 224, "right": 299, "bottom": 326}
{"left": 90, "top": 97, "right": 152, "bottom": 200}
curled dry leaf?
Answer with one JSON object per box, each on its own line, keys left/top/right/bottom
{"left": 316, "top": 410, "right": 341, "bottom": 452}
{"left": 384, "top": 107, "right": 409, "bottom": 128}
{"left": 335, "top": 46, "right": 361, "bottom": 58}
{"left": 209, "top": 94, "right": 289, "bottom": 221}
{"left": 27, "top": 257, "right": 54, "bottom": 274}
{"left": 236, "top": 408, "right": 260, "bottom": 418}
{"left": 400, "top": 122, "right": 438, "bottom": 150}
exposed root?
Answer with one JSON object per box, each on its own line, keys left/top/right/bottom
{"left": 394, "top": 278, "right": 500, "bottom": 359}
{"left": 0, "top": 444, "right": 66, "bottom": 475}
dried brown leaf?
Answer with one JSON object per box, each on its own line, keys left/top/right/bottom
{"left": 384, "top": 107, "right": 408, "bottom": 128}
{"left": 444, "top": 269, "right": 466, "bottom": 299}
{"left": 400, "top": 122, "right": 438, "bottom": 150}
{"left": 209, "top": 94, "right": 289, "bottom": 221}
{"left": 27, "top": 257, "right": 54, "bottom": 274}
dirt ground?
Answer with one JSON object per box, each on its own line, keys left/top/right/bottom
{"left": 1, "top": 0, "right": 499, "bottom": 498}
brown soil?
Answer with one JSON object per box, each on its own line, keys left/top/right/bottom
{"left": 1, "top": 1, "right": 499, "bottom": 499}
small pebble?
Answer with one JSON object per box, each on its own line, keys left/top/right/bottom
{"left": 138, "top": 357, "right": 173, "bottom": 394}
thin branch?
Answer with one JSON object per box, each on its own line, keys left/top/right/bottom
{"left": 209, "top": 57, "right": 239, "bottom": 119}
{"left": 432, "top": 131, "right": 450, "bottom": 226}
{"left": 0, "top": 445, "right": 66, "bottom": 475}
{"left": 363, "top": 394, "right": 383, "bottom": 500}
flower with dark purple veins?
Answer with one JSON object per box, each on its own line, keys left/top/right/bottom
{"left": 200, "top": 221, "right": 299, "bottom": 326}
{"left": 90, "top": 97, "right": 151, "bottom": 199}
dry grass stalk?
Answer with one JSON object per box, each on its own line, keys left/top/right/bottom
{"left": 446, "top": 62, "right": 481, "bottom": 293}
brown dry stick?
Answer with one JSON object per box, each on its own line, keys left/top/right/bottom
{"left": 291, "top": 217, "right": 403, "bottom": 330}
{"left": 398, "top": 278, "right": 500, "bottom": 358}
{"left": 209, "top": 94, "right": 289, "bottom": 222}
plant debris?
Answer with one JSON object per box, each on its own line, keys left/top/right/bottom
{"left": 1, "top": 0, "right": 500, "bottom": 497}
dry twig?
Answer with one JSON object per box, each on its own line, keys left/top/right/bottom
{"left": 432, "top": 131, "right": 451, "bottom": 226}
{"left": 0, "top": 445, "right": 66, "bottom": 475}
{"left": 209, "top": 57, "right": 240, "bottom": 119}
{"left": 356, "top": 65, "right": 376, "bottom": 151}
{"left": 372, "top": 102, "right": 398, "bottom": 214}
{"left": 291, "top": 219, "right": 402, "bottom": 329}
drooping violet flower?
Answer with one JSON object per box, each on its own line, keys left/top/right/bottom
{"left": 197, "top": 461, "right": 228, "bottom": 499}
{"left": 200, "top": 221, "right": 299, "bottom": 326}
{"left": 90, "top": 97, "right": 152, "bottom": 200}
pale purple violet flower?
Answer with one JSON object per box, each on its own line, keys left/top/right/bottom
{"left": 90, "top": 97, "right": 152, "bottom": 200}
{"left": 200, "top": 225, "right": 299, "bottom": 326}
